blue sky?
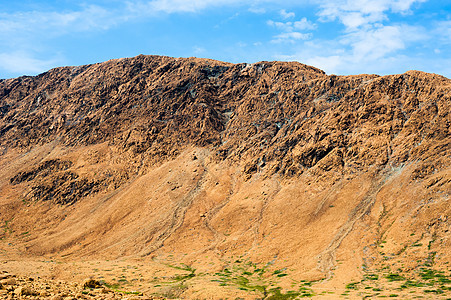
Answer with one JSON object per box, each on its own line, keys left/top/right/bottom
{"left": 0, "top": 0, "right": 450, "bottom": 79}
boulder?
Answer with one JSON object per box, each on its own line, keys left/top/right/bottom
{"left": 82, "top": 278, "right": 102, "bottom": 289}
{"left": 14, "top": 286, "right": 34, "bottom": 296}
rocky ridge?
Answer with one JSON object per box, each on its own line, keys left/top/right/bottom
{"left": 0, "top": 55, "right": 449, "bottom": 204}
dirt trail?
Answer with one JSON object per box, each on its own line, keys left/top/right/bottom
{"left": 141, "top": 157, "right": 209, "bottom": 256}
{"left": 316, "top": 170, "right": 399, "bottom": 278}
{"left": 202, "top": 173, "right": 237, "bottom": 252}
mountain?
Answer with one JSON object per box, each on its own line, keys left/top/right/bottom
{"left": 0, "top": 55, "right": 450, "bottom": 299}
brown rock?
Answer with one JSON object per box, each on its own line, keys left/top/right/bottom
{"left": 82, "top": 279, "right": 101, "bottom": 289}
{"left": 40, "top": 290, "right": 50, "bottom": 297}
{"left": 14, "top": 286, "right": 33, "bottom": 296}
{"left": 91, "top": 287, "right": 106, "bottom": 294}
{"left": 0, "top": 274, "right": 10, "bottom": 280}
{"left": 0, "top": 278, "right": 16, "bottom": 286}
{"left": 74, "top": 292, "right": 87, "bottom": 299}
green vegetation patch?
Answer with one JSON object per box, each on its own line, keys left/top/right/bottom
{"left": 345, "top": 282, "right": 360, "bottom": 290}
{"left": 211, "top": 259, "right": 315, "bottom": 298}
{"left": 365, "top": 274, "right": 379, "bottom": 280}
{"left": 385, "top": 273, "right": 405, "bottom": 282}
{"left": 267, "top": 287, "right": 300, "bottom": 300}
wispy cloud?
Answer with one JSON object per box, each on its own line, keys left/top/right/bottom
{"left": 272, "top": 32, "right": 312, "bottom": 43}
{"left": 267, "top": 17, "right": 316, "bottom": 43}
{"left": 248, "top": 7, "right": 266, "bottom": 14}
{"left": 276, "top": 23, "right": 426, "bottom": 75}
{"left": 126, "top": 0, "right": 245, "bottom": 14}
{"left": 0, "top": 0, "right": 448, "bottom": 78}
{"left": 436, "top": 20, "right": 451, "bottom": 43}
{"left": 267, "top": 18, "right": 316, "bottom": 31}
{"left": 0, "top": 5, "right": 117, "bottom": 38}
{"left": 193, "top": 46, "right": 206, "bottom": 54}
{"left": 271, "top": 0, "right": 431, "bottom": 75}
{"left": 344, "top": 24, "right": 425, "bottom": 60}
{"left": 317, "top": 0, "right": 427, "bottom": 30}
{"left": 0, "top": 3, "right": 126, "bottom": 77}
{"left": 0, "top": 52, "right": 62, "bottom": 75}
{"left": 280, "top": 9, "right": 295, "bottom": 19}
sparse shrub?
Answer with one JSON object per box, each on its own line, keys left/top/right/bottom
{"left": 385, "top": 273, "right": 404, "bottom": 282}
{"left": 345, "top": 282, "right": 359, "bottom": 289}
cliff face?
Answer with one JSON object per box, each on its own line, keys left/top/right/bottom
{"left": 1, "top": 56, "right": 448, "bottom": 198}
{"left": 0, "top": 55, "right": 449, "bottom": 292}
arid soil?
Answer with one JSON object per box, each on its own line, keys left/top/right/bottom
{"left": 0, "top": 267, "right": 163, "bottom": 299}
{"left": 0, "top": 55, "right": 450, "bottom": 298}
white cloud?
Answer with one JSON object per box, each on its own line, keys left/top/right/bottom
{"left": 267, "top": 20, "right": 289, "bottom": 31}
{"left": 0, "top": 0, "right": 444, "bottom": 78}
{"left": 267, "top": 16, "right": 316, "bottom": 43}
{"left": 348, "top": 23, "right": 425, "bottom": 63}
{"left": 0, "top": 52, "right": 61, "bottom": 75}
{"left": 126, "top": 0, "right": 317, "bottom": 14}
{"left": 0, "top": 0, "right": 425, "bottom": 40}
{"left": 0, "top": 5, "right": 116, "bottom": 39}
{"left": 342, "top": 25, "right": 403, "bottom": 60}
{"left": 272, "top": 32, "right": 312, "bottom": 43}
{"left": 280, "top": 9, "right": 295, "bottom": 19}
{"left": 390, "top": 0, "right": 425, "bottom": 13}
{"left": 249, "top": 7, "right": 266, "bottom": 14}
{"left": 304, "top": 55, "right": 342, "bottom": 74}
{"left": 267, "top": 18, "right": 316, "bottom": 31}
{"left": 193, "top": 46, "right": 206, "bottom": 54}
{"left": 275, "top": 23, "right": 426, "bottom": 75}
{"left": 126, "top": 0, "right": 245, "bottom": 14}
{"left": 293, "top": 18, "right": 317, "bottom": 30}
{"left": 436, "top": 21, "right": 451, "bottom": 43}
{"left": 268, "top": 0, "right": 429, "bottom": 75}
{"left": 0, "top": 4, "right": 124, "bottom": 77}
{"left": 317, "top": 0, "right": 426, "bottom": 30}
{"left": 339, "top": 12, "right": 372, "bottom": 29}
